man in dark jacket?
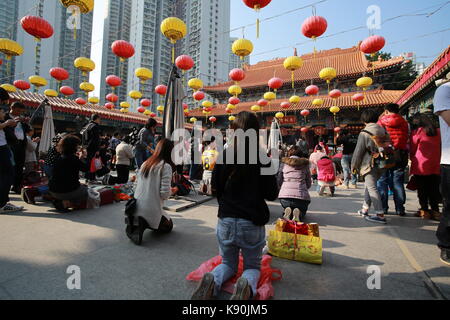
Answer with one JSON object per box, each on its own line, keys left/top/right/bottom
{"left": 82, "top": 114, "right": 102, "bottom": 182}
{"left": 4, "top": 102, "right": 30, "bottom": 194}
{"left": 377, "top": 104, "right": 409, "bottom": 216}
{"left": 336, "top": 129, "right": 358, "bottom": 189}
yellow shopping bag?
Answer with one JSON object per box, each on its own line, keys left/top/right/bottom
{"left": 267, "top": 230, "right": 323, "bottom": 265}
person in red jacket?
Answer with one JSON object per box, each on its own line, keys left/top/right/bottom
{"left": 317, "top": 156, "right": 336, "bottom": 196}
{"left": 377, "top": 104, "right": 409, "bottom": 216}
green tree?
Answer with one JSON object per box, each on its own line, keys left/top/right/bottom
{"left": 366, "top": 51, "right": 418, "bottom": 90}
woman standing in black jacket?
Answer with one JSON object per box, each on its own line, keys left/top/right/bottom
{"left": 191, "top": 111, "right": 279, "bottom": 301}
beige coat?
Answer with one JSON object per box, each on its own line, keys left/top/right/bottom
{"left": 133, "top": 161, "right": 172, "bottom": 229}
{"left": 115, "top": 142, "right": 133, "bottom": 166}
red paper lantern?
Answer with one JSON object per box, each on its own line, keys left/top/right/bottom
{"left": 137, "top": 107, "right": 145, "bottom": 113}
{"left": 226, "top": 108, "right": 233, "bottom": 114}
{"left": 209, "top": 116, "right": 217, "bottom": 123}
{"left": 268, "top": 77, "right": 283, "bottom": 91}
{"left": 60, "top": 86, "right": 74, "bottom": 96}
{"left": 106, "top": 75, "right": 122, "bottom": 88}
{"left": 329, "top": 89, "right": 342, "bottom": 99}
{"left": 352, "top": 93, "right": 364, "bottom": 102}
{"left": 106, "top": 93, "right": 118, "bottom": 103}
{"left": 203, "top": 107, "right": 212, "bottom": 113}
{"left": 155, "top": 85, "right": 167, "bottom": 96}
{"left": 111, "top": 40, "right": 135, "bottom": 61}
{"left": 14, "top": 80, "right": 30, "bottom": 91}
{"left": 75, "top": 98, "right": 86, "bottom": 105}
{"left": 229, "top": 68, "right": 245, "bottom": 83}
{"left": 280, "top": 102, "right": 290, "bottom": 109}
{"left": 193, "top": 91, "right": 205, "bottom": 101}
{"left": 305, "top": 85, "right": 319, "bottom": 96}
{"left": 360, "top": 35, "right": 386, "bottom": 55}
{"left": 229, "top": 97, "right": 240, "bottom": 105}
{"left": 243, "top": 0, "right": 271, "bottom": 9}
{"left": 20, "top": 16, "right": 54, "bottom": 41}
{"left": 301, "top": 127, "right": 309, "bottom": 133}
{"left": 258, "top": 99, "right": 269, "bottom": 107}
{"left": 334, "top": 127, "right": 342, "bottom": 133}
{"left": 301, "top": 16, "right": 328, "bottom": 39}
{"left": 175, "top": 55, "right": 194, "bottom": 71}
{"left": 183, "top": 103, "right": 189, "bottom": 110}
{"left": 149, "top": 112, "right": 156, "bottom": 118}
{"left": 49, "top": 67, "right": 69, "bottom": 82}
{"left": 105, "top": 102, "right": 114, "bottom": 110}
{"left": 141, "top": 99, "right": 151, "bottom": 107}
{"left": 301, "top": 109, "right": 310, "bottom": 117}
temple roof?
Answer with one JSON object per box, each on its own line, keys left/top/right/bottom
{"left": 189, "top": 89, "right": 404, "bottom": 117}
{"left": 205, "top": 46, "right": 405, "bottom": 92}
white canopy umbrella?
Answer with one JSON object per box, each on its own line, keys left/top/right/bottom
{"left": 38, "top": 105, "right": 55, "bottom": 155}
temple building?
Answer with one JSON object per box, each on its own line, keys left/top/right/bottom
{"left": 190, "top": 46, "right": 406, "bottom": 144}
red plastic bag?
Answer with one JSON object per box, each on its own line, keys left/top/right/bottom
{"left": 186, "top": 254, "right": 282, "bottom": 300}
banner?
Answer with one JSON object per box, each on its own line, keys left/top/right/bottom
{"left": 267, "top": 115, "right": 297, "bottom": 125}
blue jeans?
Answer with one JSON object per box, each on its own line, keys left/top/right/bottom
{"left": 211, "top": 218, "right": 266, "bottom": 297}
{"left": 134, "top": 148, "right": 150, "bottom": 169}
{"left": 377, "top": 167, "right": 406, "bottom": 214}
{"left": 341, "top": 154, "right": 357, "bottom": 186}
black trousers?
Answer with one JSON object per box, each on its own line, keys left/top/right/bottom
{"left": 415, "top": 174, "right": 441, "bottom": 211}
{"left": 10, "top": 143, "right": 25, "bottom": 192}
{"left": 116, "top": 164, "right": 130, "bottom": 184}
{"left": 0, "top": 146, "right": 14, "bottom": 207}
{"left": 279, "top": 198, "right": 311, "bottom": 215}
{"left": 437, "top": 165, "right": 450, "bottom": 249}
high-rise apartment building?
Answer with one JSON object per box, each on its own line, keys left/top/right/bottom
{"left": 14, "top": 0, "right": 93, "bottom": 94}
{"left": 99, "top": 0, "right": 132, "bottom": 104}
{"left": 229, "top": 37, "right": 250, "bottom": 71}
{"left": 0, "top": 0, "right": 19, "bottom": 84}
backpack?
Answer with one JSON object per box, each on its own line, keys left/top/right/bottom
{"left": 80, "top": 123, "right": 94, "bottom": 147}
{"left": 362, "top": 130, "right": 396, "bottom": 170}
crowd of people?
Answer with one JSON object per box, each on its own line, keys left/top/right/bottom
{"left": 1, "top": 79, "right": 449, "bottom": 299}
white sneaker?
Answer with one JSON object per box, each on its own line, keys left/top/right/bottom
{"left": 0, "top": 203, "right": 24, "bottom": 214}
{"left": 283, "top": 207, "right": 292, "bottom": 220}
{"left": 293, "top": 208, "right": 301, "bottom": 222}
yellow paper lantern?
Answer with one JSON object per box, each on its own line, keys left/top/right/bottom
{"left": 0, "top": 84, "right": 16, "bottom": 93}
{"left": 320, "top": 67, "right": 337, "bottom": 92}
{"left": 232, "top": 38, "right": 253, "bottom": 60}
{"left": 59, "top": 0, "right": 94, "bottom": 14}
{"left": 228, "top": 85, "right": 242, "bottom": 97}
{"left": 144, "top": 109, "right": 151, "bottom": 116}
{"left": 264, "top": 92, "right": 276, "bottom": 101}
{"left": 275, "top": 112, "right": 285, "bottom": 119}
{"left": 88, "top": 96, "right": 99, "bottom": 104}
{"left": 251, "top": 105, "right": 261, "bottom": 112}
{"left": 29, "top": 75, "right": 47, "bottom": 88}
{"left": 120, "top": 102, "right": 131, "bottom": 108}
{"left": 120, "top": 108, "right": 128, "bottom": 113}
{"left": 202, "top": 101, "right": 213, "bottom": 108}
{"left": 74, "top": 57, "right": 95, "bottom": 76}
{"left": 80, "top": 82, "right": 94, "bottom": 93}
{"left": 190, "top": 117, "right": 198, "bottom": 123}
{"left": 160, "top": 17, "right": 187, "bottom": 63}
{"left": 312, "top": 98, "right": 324, "bottom": 107}
{"left": 356, "top": 77, "right": 373, "bottom": 91}
{"left": 135, "top": 68, "right": 153, "bottom": 83}
{"left": 0, "top": 39, "right": 23, "bottom": 59}
{"left": 228, "top": 116, "right": 236, "bottom": 121}
{"left": 289, "top": 95, "right": 301, "bottom": 104}
{"left": 227, "top": 104, "right": 236, "bottom": 110}
{"left": 44, "top": 89, "right": 58, "bottom": 97}
{"left": 157, "top": 105, "right": 164, "bottom": 112}
{"left": 188, "top": 78, "right": 203, "bottom": 91}
{"left": 284, "top": 52, "right": 303, "bottom": 88}
{"left": 129, "top": 90, "right": 142, "bottom": 100}
{"left": 330, "top": 106, "right": 340, "bottom": 114}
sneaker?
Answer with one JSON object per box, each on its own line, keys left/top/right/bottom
{"left": 397, "top": 211, "right": 406, "bottom": 217}
{"left": 191, "top": 273, "right": 215, "bottom": 300}
{"left": 365, "top": 215, "right": 387, "bottom": 224}
{"left": 0, "top": 203, "right": 24, "bottom": 213}
{"left": 283, "top": 207, "right": 292, "bottom": 220}
{"left": 293, "top": 208, "right": 301, "bottom": 222}
{"left": 440, "top": 249, "right": 450, "bottom": 266}
{"left": 415, "top": 210, "right": 428, "bottom": 218}
{"left": 431, "top": 211, "right": 442, "bottom": 221}
{"left": 358, "top": 210, "right": 369, "bottom": 217}
{"left": 230, "top": 277, "right": 252, "bottom": 300}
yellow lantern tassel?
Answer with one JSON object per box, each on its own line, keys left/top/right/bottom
{"left": 291, "top": 71, "right": 295, "bottom": 89}
{"left": 73, "top": 10, "right": 77, "bottom": 40}
{"left": 327, "top": 80, "right": 330, "bottom": 93}
{"left": 172, "top": 45, "right": 175, "bottom": 64}
{"left": 256, "top": 18, "right": 260, "bottom": 39}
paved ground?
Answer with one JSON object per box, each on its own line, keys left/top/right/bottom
{"left": 0, "top": 185, "right": 449, "bottom": 300}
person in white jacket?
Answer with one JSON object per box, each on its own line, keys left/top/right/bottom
{"left": 24, "top": 127, "right": 39, "bottom": 174}
{"left": 126, "top": 138, "right": 176, "bottom": 245}
{"left": 114, "top": 136, "right": 134, "bottom": 184}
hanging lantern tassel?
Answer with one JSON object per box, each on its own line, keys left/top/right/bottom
{"left": 171, "top": 40, "right": 176, "bottom": 64}
{"left": 371, "top": 53, "right": 376, "bottom": 76}
{"left": 291, "top": 71, "right": 295, "bottom": 89}
{"left": 73, "top": 9, "right": 77, "bottom": 40}
{"left": 312, "top": 36, "right": 317, "bottom": 58}
{"left": 254, "top": 5, "right": 261, "bottom": 39}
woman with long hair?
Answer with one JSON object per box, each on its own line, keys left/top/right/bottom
{"left": 191, "top": 111, "right": 279, "bottom": 300}
{"left": 126, "top": 138, "right": 175, "bottom": 245}
{"left": 410, "top": 113, "right": 442, "bottom": 220}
